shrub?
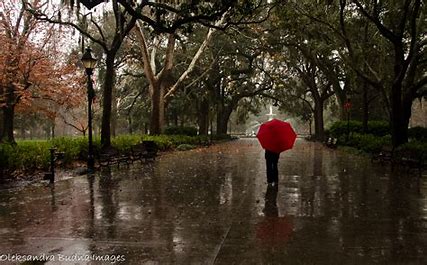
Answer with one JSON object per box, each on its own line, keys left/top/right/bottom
{"left": 51, "top": 137, "right": 90, "bottom": 164}
{"left": 2, "top": 141, "right": 52, "bottom": 171}
{"left": 111, "top": 135, "right": 143, "bottom": 152}
{"left": 346, "top": 133, "right": 391, "bottom": 153}
{"left": 408, "top": 126, "right": 427, "bottom": 142}
{"left": 164, "top": 126, "right": 198, "bottom": 136}
{"left": 366, "top": 121, "right": 390, "bottom": 136}
{"left": 168, "top": 135, "right": 193, "bottom": 146}
{"left": 196, "top": 135, "right": 211, "bottom": 145}
{"left": 1, "top": 133, "right": 226, "bottom": 174}
{"left": 143, "top": 135, "right": 174, "bottom": 150}
{"left": 329, "top": 120, "right": 362, "bottom": 138}
{"left": 328, "top": 120, "right": 390, "bottom": 138}
{"left": 395, "top": 141, "right": 427, "bottom": 160}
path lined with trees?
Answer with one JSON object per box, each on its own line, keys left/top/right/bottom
{"left": 0, "top": 139, "right": 425, "bottom": 263}
{"left": 1, "top": 0, "right": 426, "bottom": 177}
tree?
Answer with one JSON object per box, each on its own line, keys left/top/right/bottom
{"left": 347, "top": 0, "right": 427, "bottom": 147}
{"left": 303, "top": 0, "right": 427, "bottom": 146}
{"left": 133, "top": 15, "right": 224, "bottom": 134}
{"left": 0, "top": 0, "right": 83, "bottom": 143}
{"left": 291, "top": 58, "right": 334, "bottom": 140}
{"left": 29, "top": 0, "right": 269, "bottom": 139}
{"left": 129, "top": 0, "right": 273, "bottom": 134}
{"left": 270, "top": 0, "right": 426, "bottom": 146}
{"left": 263, "top": 1, "right": 341, "bottom": 140}
{"left": 27, "top": 0, "right": 138, "bottom": 148}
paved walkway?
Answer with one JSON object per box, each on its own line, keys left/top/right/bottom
{"left": 0, "top": 138, "right": 426, "bottom": 264}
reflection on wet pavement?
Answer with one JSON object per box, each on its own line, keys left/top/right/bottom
{"left": 0, "top": 138, "right": 426, "bottom": 264}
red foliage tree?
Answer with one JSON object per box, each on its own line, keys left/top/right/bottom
{"left": 0, "top": 0, "right": 85, "bottom": 143}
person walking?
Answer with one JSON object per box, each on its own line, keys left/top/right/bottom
{"left": 257, "top": 118, "right": 297, "bottom": 186}
{"left": 265, "top": 150, "right": 280, "bottom": 185}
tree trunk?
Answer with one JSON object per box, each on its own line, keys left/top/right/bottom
{"left": 313, "top": 102, "right": 325, "bottom": 141}
{"left": 51, "top": 123, "right": 55, "bottom": 139}
{"left": 149, "top": 83, "right": 165, "bottom": 134}
{"left": 217, "top": 105, "right": 232, "bottom": 135}
{"left": 217, "top": 117, "right": 228, "bottom": 135}
{"left": 111, "top": 84, "right": 118, "bottom": 137}
{"left": 128, "top": 114, "right": 133, "bottom": 134}
{"left": 0, "top": 111, "right": 3, "bottom": 141}
{"left": 1, "top": 83, "right": 17, "bottom": 143}
{"left": 390, "top": 47, "right": 407, "bottom": 148}
{"left": 362, "top": 81, "right": 369, "bottom": 133}
{"left": 173, "top": 111, "right": 178, "bottom": 127}
{"left": 216, "top": 102, "right": 225, "bottom": 135}
{"left": 100, "top": 53, "right": 116, "bottom": 148}
{"left": 390, "top": 89, "right": 407, "bottom": 147}
{"left": 334, "top": 86, "right": 347, "bottom": 121}
{"left": 2, "top": 105, "right": 15, "bottom": 143}
{"left": 401, "top": 94, "right": 413, "bottom": 144}
{"left": 198, "top": 99, "right": 209, "bottom": 135}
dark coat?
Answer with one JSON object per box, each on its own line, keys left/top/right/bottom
{"left": 265, "top": 150, "right": 280, "bottom": 161}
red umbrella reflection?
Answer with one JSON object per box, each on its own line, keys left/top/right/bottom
{"left": 256, "top": 216, "right": 293, "bottom": 247}
{"left": 256, "top": 119, "right": 297, "bottom": 153}
{"left": 256, "top": 185, "right": 293, "bottom": 247}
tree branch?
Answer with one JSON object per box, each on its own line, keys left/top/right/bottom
{"left": 25, "top": 5, "right": 109, "bottom": 51}
{"left": 134, "top": 21, "right": 156, "bottom": 88}
{"left": 351, "top": 0, "right": 399, "bottom": 44}
{"left": 164, "top": 13, "right": 227, "bottom": 99}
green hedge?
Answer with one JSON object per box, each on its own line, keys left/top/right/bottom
{"left": 328, "top": 121, "right": 427, "bottom": 158}
{"left": 395, "top": 141, "right": 427, "bottom": 161}
{"left": 328, "top": 121, "right": 426, "bottom": 142}
{"left": 164, "top": 126, "right": 198, "bottom": 136}
{"left": 367, "top": 121, "right": 391, "bottom": 136}
{"left": 111, "top": 135, "right": 143, "bottom": 152}
{"left": 1, "top": 141, "right": 51, "bottom": 171}
{"left": 328, "top": 120, "right": 390, "bottom": 138}
{"left": 408, "top": 126, "right": 427, "bottom": 142}
{"left": 343, "top": 133, "right": 391, "bottom": 153}
{"left": 50, "top": 137, "right": 98, "bottom": 163}
{"left": 0, "top": 134, "right": 213, "bottom": 174}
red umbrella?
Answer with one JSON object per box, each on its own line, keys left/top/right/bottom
{"left": 256, "top": 216, "right": 293, "bottom": 247}
{"left": 256, "top": 119, "right": 297, "bottom": 153}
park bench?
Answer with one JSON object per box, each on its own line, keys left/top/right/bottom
{"left": 371, "top": 146, "right": 394, "bottom": 163}
{"left": 325, "top": 137, "right": 338, "bottom": 148}
{"left": 98, "top": 146, "right": 131, "bottom": 167}
{"left": 131, "top": 141, "right": 158, "bottom": 162}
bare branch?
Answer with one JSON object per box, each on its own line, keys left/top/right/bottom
{"left": 164, "top": 13, "right": 227, "bottom": 99}
{"left": 351, "top": 0, "right": 399, "bottom": 44}
{"left": 25, "top": 4, "right": 108, "bottom": 50}
{"left": 90, "top": 13, "right": 106, "bottom": 44}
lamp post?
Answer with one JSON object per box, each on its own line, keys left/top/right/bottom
{"left": 81, "top": 47, "right": 97, "bottom": 172}
{"left": 344, "top": 93, "right": 352, "bottom": 142}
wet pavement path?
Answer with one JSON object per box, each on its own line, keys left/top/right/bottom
{"left": 0, "top": 138, "right": 426, "bottom": 264}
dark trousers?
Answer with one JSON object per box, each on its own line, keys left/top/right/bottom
{"left": 265, "top": 150, "right": 279, "bottom": 183}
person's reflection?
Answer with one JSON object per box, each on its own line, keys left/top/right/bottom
{"left": 263, "top": 185, "right": 278, "bottom": 217}
{"left": 257, "top": 185, "right": 279, "bottom": 262}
